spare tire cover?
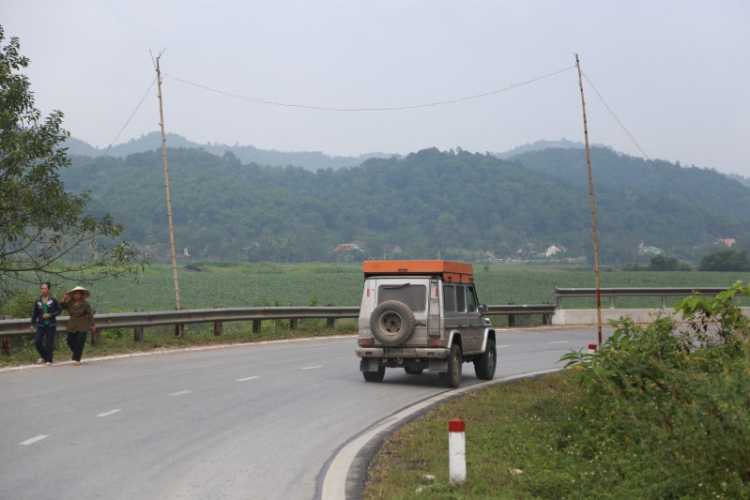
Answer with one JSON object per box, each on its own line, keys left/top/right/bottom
{"left": 370, "top": 300, "right": 417, "bottom": 346}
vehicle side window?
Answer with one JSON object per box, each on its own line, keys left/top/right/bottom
{"left": 379, "top": 284, "right": 427, "bottom": 312}
{"left": 456, "top": 285, "right": 466, "bottom": 312}
{"left": 443, "top": 285, "right": 456, "bottom": 312}
{"left": 466, "top": 286, "right": 478, "bottom": 312}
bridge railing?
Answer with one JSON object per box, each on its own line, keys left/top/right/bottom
{"left": 551, "top": 287, "right": 727, "bottom": 309}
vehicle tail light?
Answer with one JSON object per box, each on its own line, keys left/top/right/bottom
{"left": 428, "top": 339, "right": 442, "bottom": 346}
{"left": 359, "top": 338, "right": 374, "bottom": 346}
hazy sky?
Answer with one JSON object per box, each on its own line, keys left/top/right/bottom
{"left": 3, "top": 1, "right": 749, "bottom": 176}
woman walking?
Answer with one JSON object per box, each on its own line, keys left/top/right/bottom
{"left": 60, "top": 286, "right": 96, "bottom": 365}
{"left": 29, "top": 282, "right": 62, "bottom": 365}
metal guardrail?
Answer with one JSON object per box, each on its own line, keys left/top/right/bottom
{"left": 552, "top": 287, "right": 728, "bottom": 309}
{"left": 0, "top": 288, "right": 722, "bottom": 354}
{"left": 0, "top": 304, "right": 552, "bottom": 337}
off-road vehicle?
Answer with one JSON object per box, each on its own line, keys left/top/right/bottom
{"left": 355, "top": 260, "right": 496, "bottom": 388}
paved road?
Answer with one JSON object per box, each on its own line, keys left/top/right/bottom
{"left": 0, "top": 327, "right": 606, "bottom": 500}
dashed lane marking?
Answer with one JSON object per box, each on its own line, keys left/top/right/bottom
{"left": 97, "top": 409, "right": 122, "bottom": 417}
{"left": 168, "top": 390, "right": 192, "bottom": 396}
{"left": 20, "top": 435, "right": 48, "bottom": 446}
{"left": 237, "top": 376, "right": 259, "bottom": 382}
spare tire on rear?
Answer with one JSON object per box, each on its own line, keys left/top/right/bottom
{"left": 370, "top": 300, "right": 416, "bottom": 346}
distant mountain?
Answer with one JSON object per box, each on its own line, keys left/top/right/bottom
{"left": 64, "top": 132, "right": 394, "bottom": 171}
{"left": 491, "top": 139, "right": 585, "bottom": 159}
{"left": 725, "top": 172, "right": 750, "bottom": 188}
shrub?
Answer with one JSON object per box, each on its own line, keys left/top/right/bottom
{"left": 560, "top": 282, "right": 750, "bottom": 497}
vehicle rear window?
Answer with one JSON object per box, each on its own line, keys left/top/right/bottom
{"left": 378, "top": 284, "right": 427, "bottom": 312}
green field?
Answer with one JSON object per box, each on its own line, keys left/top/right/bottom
{"left": 16, "top": 262, "right": 749, "bottom": 314}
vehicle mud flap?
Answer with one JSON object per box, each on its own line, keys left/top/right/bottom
{"left": 428, "top": 359, "right": 449, "bottom": 372}
{"left": 360, "top": 358, "right": 381, "bottom": 372}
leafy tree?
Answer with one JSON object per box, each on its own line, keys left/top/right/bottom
{"left": 698, "top": 249, "right": 750, "bottom": 272}
{"left": 648, "top": 254, "right": 691, "bottom": 271}
{"left": 0, "top": 26, "right": 145, "bottom": 293}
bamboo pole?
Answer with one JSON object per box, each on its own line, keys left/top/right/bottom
{"left": 155, "top": 56, "right": 183, "bottom": 332}
{"left": 575, "top": 53, "right": 603, "bottom": 345}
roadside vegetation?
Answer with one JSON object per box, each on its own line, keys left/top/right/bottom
{"left": 362, "top": 282, "right": 750, "bottom": 499}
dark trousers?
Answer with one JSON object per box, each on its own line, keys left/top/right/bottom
{"left": 66, "top": 331, "right": 87, "bottom": 362}
{"left": 34, "top": 325, "right": 56, "bottom": 363}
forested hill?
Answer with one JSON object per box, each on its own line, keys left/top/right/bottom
{"left": 64, "top": 147, "right": 750, "bottom": 264}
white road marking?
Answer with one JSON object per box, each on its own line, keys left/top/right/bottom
{"left": 97, "top": 409, "right": 121, "bottom": 417}
{"left": 302, "top": 365, "right": 322, "bottom": 370}
{"left": 20, "top": 435, "right": 48, "bottom": 446}
{"left": 169, "top": 390, "right": 192, "bottom": 396}
{"left": 237, "top": 376, "right": 259, "bottom": 382}
{"left": 497, "top": 344, "right": 510, "bottom": 348}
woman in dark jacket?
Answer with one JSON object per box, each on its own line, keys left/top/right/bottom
{"left": 60, "top": 286, "right": 96, "bottom": 365}
{"left": 29, "top": 282, "right": 62, "bottom": 365}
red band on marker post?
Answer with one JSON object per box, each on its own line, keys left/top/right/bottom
{"left": 449, "top": 419, "right": 465, "bottom": 433}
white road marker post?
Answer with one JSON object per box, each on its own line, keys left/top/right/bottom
{"left": 449, "top": 418, "right": 466, "bottom": 484}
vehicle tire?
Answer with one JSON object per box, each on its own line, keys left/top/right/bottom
{"left": 404, "top": 367, "right": 424, "bottom": 375}
{"left": 474, "top": 338, "right": 497, "bottom": 380}
{"left": 370, "top": 300, "right": 416, "bottom": 346}
{"left": 439, "top": 343, "right": 462, "bottom": 388}
{"left": 363, "top": 365, "right": 386, "bottom": 382}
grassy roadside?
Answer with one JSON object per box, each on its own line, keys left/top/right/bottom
{"left": 363, "top": 372, "right": 593, "bottom": 500}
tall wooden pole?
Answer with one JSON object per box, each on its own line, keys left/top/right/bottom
{"left": 575, "top": 54, "right": 603, "bottom": 345}
{"left": 155, "top": 55, "right": 182, "bottom": 323}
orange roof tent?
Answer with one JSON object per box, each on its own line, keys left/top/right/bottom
{"left": 363, "top": 260, "right": 474, "bottom": 283}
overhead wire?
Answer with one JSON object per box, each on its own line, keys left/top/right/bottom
{"left": 85, "top": 75, "right": 158, "bottom": 175}
{"left": 581, "top": 71, "right": 742, "bottom": 244}
{"left": 161, "top": 65, "right": 577, "bottom": 112}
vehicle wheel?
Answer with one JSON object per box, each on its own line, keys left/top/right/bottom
{"left": 404, "top": 367, "right": 424, "bottom": 375}
{"left": 474, "top": 338, "right": 497, "bottom": 380}
{"left": 363, "top": 366, "right": 386, "bottom": 382}
{"left": 370, "top": 300, "right": 416, "bottom": 346}
{"left": 439, "top": 344, "right": 462, "bottom": 388}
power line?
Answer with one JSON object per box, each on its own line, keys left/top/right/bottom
{"left": 85, "top": 76, "right": 158, "bottom": 176}
{"left": 582, "top": 71, "right": 742, "bottom": 245}
{"left": 161, "top": 65, "right": 577, "bottom": 112}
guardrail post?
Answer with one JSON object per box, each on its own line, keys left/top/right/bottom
{"left": 253, "top": 319, "right": 261, "bottom": 334}
{"left": 134, "top": 309, "right": 144, "bottom": 342}
{"left": 289, "top": 318, "right": 298, "bottom": 330}
{"left": 661, "top": 295, "right": 667, "bottom": 309}
{"left": 213, "top": 306, "right": 223, "bottom": 336}
{"left": 609, "top": 296, "right": 615, "bottom": 309}
{"left": 1, "top": 315, "right": 11, "bottom": 355}
{"left": 507, "top": 314, "right": 516, "bottom": 327}
{"left": 91, "top": 310, "right": 101, "bottom": 346}
{"left": 326, "top": 304, "right": 336, "bottom": 330}
{"left": 174, "top": 324, "right": 184, "bottom": 338}
{"left": 542, "top": 313, "right": 550, "bottom": 325}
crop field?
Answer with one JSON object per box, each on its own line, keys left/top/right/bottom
{"left": 18, "top": 262, "right": 749, "bottom": 314}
